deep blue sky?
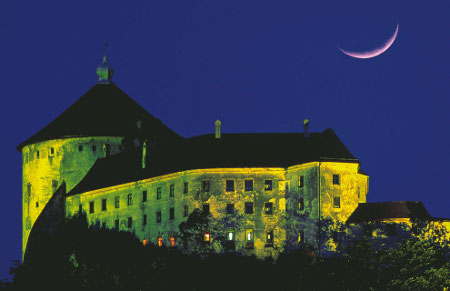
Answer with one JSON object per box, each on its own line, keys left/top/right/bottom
{"left": 1, "top": 0, "right": 449, "bottom": 280}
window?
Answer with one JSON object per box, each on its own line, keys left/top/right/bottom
{"left": 265, "top": 202, "right": 273, "bottom": 214}
{"left": 202, "top": 180, "right": 210, "bottom": 192}
{"left": 246, "top": 229, "right": 254, "bottom": 242}
{"left": 78, "top": 204, "right": 82, "bottom": 214}
{"left": 226, "top": 180, "right": 235, "bottom": 192}
{"left": 265, "top": 180, "right": 272, "bottom": 191}
{"left": 102, "top": 222, "right": 106, "bottom": 228}
{"left": 36, "top": 150, "right": 40, "bottom": 159}
{"left": 227, "top": 231, "right": 234, "bottom": 241}
{"left": 226, "top": 204, "right": 235, "bottom": 214}
{"left": 92, "top": 145, "right": 96, "bottom": 152}
{"left": 27, "top": 183, "right": 31, "bottom": 202}
{"left": 298, "top": 231, "right": 304, "bottom": 243}
{"left": 101, "top": 198, "right": 107, "bottom": 211}
{"left": 169, "top": 207, "right": 175, "bottom": 220}
{"left": 78, "top": 145, "right": 83, "bottom": 152}
{"left": 203, "top": 204, "right": 210, "bottom": 215}
{"left": 89, "top": 201, "right": 94, "bottom": 214}
{"left": 143, "top": 214, "right": 147, "bottom": 226}
{"left": 156, "top": 211, "right": 162, "bottom": 223}
{"left": 333, "top": 197, "right": 341, "bottom": 208}
{"left": 115, "top": 219, "right": 119, "bottom": 230}
{"left": 204, "top": 233, "right": 210, "bottom": 242}
{"left": 298, "top": 176, "right": 304, "bottom": 188}
{"left": 266, "top": 230, "right": 274, "bottom": 246}
{"left": 183, "top": 205, "right": 189, "bottom": 217}
{"left": 142, "top": 191, "right": 147, "bottom": 202}
{"left": 169, "top": 184, "right": 175, "bottom": 197}
{"left": 333, "top": 174, "right": 340, "bottom": 185}
{"left": 127, "top": 194, "right": 133, "bottom": 206}
{"left": 299, "top": 197, "right": 304, "bottom": 210}
{"left": 183, "top": 182, "right": 189, "bottom": 194}
{"left": 170, "top": 236, "right": 175, "bottom": 247}
{"left": 127, "top": 217, "right": 132, "bottom": 228}
{"left": 115, "top": 196, "right": 120, "bottom": 208}
{"left": 36, "top": 201, "right": 39, "bottom": 208}
{"left": 245, "top": 180, "right": 253, "bottom": 191}
{"left": 245, "top": 202, "right": 254, "bottom": 214}
{"left": 50, "top": 147, "right": 55, "bottom": 155}
{"left": 157, "top": 237, "right": 163, "bottom": 247}
{"left": 156, "top": 187, "right": 161, "bottom": 199}
{"left": 142, "top": 239, "right": 148, "bottom": 246}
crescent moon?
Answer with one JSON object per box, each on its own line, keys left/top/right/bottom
{"left": 338, "top": 23, "right": 399, "bottom": 59}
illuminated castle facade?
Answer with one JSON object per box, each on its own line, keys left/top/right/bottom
{"left": 18, "top": 54, "right": 377, "bottom": 259}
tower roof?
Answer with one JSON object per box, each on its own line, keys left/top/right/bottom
{"left": 16, "top": 83, "right": 181, "bottom": 151}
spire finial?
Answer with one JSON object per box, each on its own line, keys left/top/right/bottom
{"left": 96, "top": 43, "right": 114, "bottom": 83}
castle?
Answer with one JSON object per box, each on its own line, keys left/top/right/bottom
{"left": 18, "top": 54, "right": 445, "bottom": 259}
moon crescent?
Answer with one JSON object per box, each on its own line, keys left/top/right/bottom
{"left": 338, "top": 23, "right": 399, "bottom": 59}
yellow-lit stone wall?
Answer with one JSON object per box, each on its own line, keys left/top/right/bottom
{"left": 66, "top": 162, "right": 368, "bottom": 258}
{"left": 21, "top": 136, "right": 123, "bottom": 258}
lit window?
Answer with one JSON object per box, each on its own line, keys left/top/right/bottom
{"left": 101, "top": 198, "right": 107, "bottom": 211}
{"left": 143, "top": 239, "right": 148, "bottom": 246}
{"left": 298, "top": 231, "right": 304, "bottom": 243}
{"left": 204, "top": 233, "right": 210, "bottom": 242}
{"left": 170, "top": 184, "right": 175, "bottom": 197}
{"left": 265, "top": 180, "right": 272, "bottom": 191}
{"left": 245, "top": 202, "right": 254, "bottom": 214}
{"left": 266, "top": 230, "right": 274, "bottom": 246}
{"left": 299, "top": 197, "right": 304, "bottom": 210}
{"left": 78, "top": 145, "right": 83, "bottom": 152}
{"left": 170, "top": 236, "right": 175, "bottom": 247}
{"left": 142, "top": 191, "right": 147, "bottom": 202}
{"left": 156, "top": 187, "right": 161, "bottom": 199}
{"left": 265, "top": 202, "right": 273, "bottom": 214}
{"left": 227, "top": 232, "right": 234, "bottom": 241}
{"left": 169, "top": 207, "right": 175, "bottom": 220}
{"left": 246, "top": 229, "right": 253, "bottom": 241}
{"left": 156, "top": 211, "right": 162, "bottom": 223}
{"left": 226, "top": 204, "right": 234, "bottom": 214}
{"left": 89, "top": 201, "right": 94, "bottom": 213}
{"left": 127, "top": 217, "right": 132, "bottom": 228}
{"left": 202, "top": 180, "right": 210, "bottom": 192}
{"left": 92, "top": 145, "right": 96, "bottom": 152}
{"left": 127, "top": 194, "right": 133, "bottom": 206}
{"left": 115, "top": 219, "right": 119, "bottom": 230}
{"left": 115, "top": 196, "right": 120, "bottom": 208}
{"left": 298, "top": 176, "right": 304, "bottom": 188}
{"left": 183, "top": 182, "right": 189, "bottom": 194}
{"left": 333, "top": 197, "right": 341, "bottom": 208}
{"left": 157, "top": 237, "right": 163, "bottom": 247}
{"left": 183, "top": 205, "right": 189, "bottom": 217}
{"left": 333, "top": 174, "right": 340, "bottom": 185}
{"left": 143, "top": 214, "right": 147, "bottom": 226}
{"left": 203, "top": 204, "right": 210, "bottom": 215}
{"left": 226, "top": 180, "right": 235, "bottom": 192}
{"left": 245, "top": 180, "right": 253, "bottom": 191}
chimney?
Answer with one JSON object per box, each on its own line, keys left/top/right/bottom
{"left": 303, "top": 119, "right": 310, "bottom": 138}
{"left": 142, "top": 141, "right": 147, "bottom": 169}
{"left": 215, "top": 119, "right": 222, "bottom": 139}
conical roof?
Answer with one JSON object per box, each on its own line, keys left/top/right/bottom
{"left": 17, "top": 83, "right": 180, "bottom": 151}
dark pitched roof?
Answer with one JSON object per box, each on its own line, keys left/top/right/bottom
{"left": 69, "top": 128, "right": 361, "bottom": 195}
{"left": 346, "top": 201, "right": 432, "bottom": 224}
{"left": 17, "top": 83, "right": 180, "bottom": 151}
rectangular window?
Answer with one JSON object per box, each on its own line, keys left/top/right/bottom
{"left": 89, "top": 201, "right": 94, "bottom": 214}
{"left": 265, "top": 180, "right": 272, "bottom": 191}
{"left": 169, "top": 184, "right": 175, "bottom": 197}
{"left": 265, "top": 202, "right": 273, "bottom": 214}
{"left": 298, "top": 231, "right": 304, "bottom": 243}
{"left": 299, "top": 197, "right": 304, "bottom": 210}
{"left": 226, "top": 203, "right": 235, "bottom": 214}
{"left": 203, "top": 204, "right": 210, "bottom": 215}
{"left": 245, "top": 202, "right": 254, "bottom": 214}
{"left": 170, "top": 236, "right": 175, "bottom": 247}
{"left": 227, "top": 231, "right": 234, "bottom": 241}
{"left": 127, "top": 194, "right": 133, "bottom": 206}
{"left": 202, "top": 180, "right": 210, "bottom": 192}
{"left": 115, "top": 219, "right": 119, "bottom": 230}
{"left": 142, "top": 191, "right": 147, "bottom": 202}
{"left": 183, "top": 182, "right": 189, "bottom": 194}
{"left": 127, "top": 217, "right": 132, "bottom": 228}
{"left": 156, "top": 187, "right": 162, "bottom": 199}
{"left": 226, "top": 180, "right": 235, "bottom": 192}
{"left": 92, "top": 145, "right": 96, "bottom": 152}
{"left": 78, "top": 145, "right": 83, "bottom": 152}
{"left": 333, "top": 174, "right": 340, "bottom": 185}
{"left": 157, "top": 237, "right": 163, "bottom": 247}
{"left": 50, "top": 147, "right": 55, "bottom": 155}
{"left": 36, "top": 151, "right": 40, "bottom": 159}
{"left": 101, "top": 198, "right": 107, "bottom": 211}
{"left": 246, "top": 229, "right": 254, "bottom": 248}
{"left": 156, "top": 211, "right": 162, "bottom": 223}
{"left": 142, "top": 239, "right": 148, "bottom": 246}
{"left": 245, "top": 180, "right": 253, "bottom": 191}
{"left": 204, "top": 233, "right": 210, "bottom": 242}
{"left": 266, "top": 230, "right": 274, "bottom": 246}
{"left": 143, "top": 214, "right": 147, "bottom": 226}
{"left": 183, "top": 205, "right": 189, "bottom": 217}
{"left": 169, "top": 207, "right": 175, "bottom": 220}
{"left": 115, "top": 196, "right": 120, "bottom": 208}
{"left": 333, "top": 197, "right": 341, "bottom": 208}
{"left": 36, "top": 201, "right": 39, "bottom": 208}
{"left": 298, "top": 176, "right": 304, "bottom": 188}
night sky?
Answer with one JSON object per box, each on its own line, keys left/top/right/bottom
{"left": 1, "top": 0, "right": 450, "bottom": 280}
